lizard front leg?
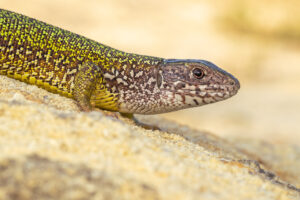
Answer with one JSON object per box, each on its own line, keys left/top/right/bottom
{"left": 73, "top": 62, "right": 102, "bottom": 111}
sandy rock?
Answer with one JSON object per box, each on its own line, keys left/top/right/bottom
{"left": 0, "top": 75, "right": 299, "bottom": 200}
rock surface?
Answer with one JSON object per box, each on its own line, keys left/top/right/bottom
{"left": 0, "top": 75, "right": 299, "bottom": 200}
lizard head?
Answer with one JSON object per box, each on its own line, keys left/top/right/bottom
{"left": 153, "top": 59, "right": 240, "bottom": 112}
{"left": 117, "top": 58, "right": 239, "bottom": 114}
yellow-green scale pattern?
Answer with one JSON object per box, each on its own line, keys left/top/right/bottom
{"left": 0, "top": 8, "right": 163, "bottom": 111}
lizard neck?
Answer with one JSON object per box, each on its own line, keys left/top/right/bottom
{"left": 90, "top": 48, "right": 164, "bottom": 112}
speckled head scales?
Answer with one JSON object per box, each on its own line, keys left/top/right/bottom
{"left": 154, "top": 59, "right": 240, "bottom": 111}
{"left": 160, "top": 59, "right": 240, "bottom": 90}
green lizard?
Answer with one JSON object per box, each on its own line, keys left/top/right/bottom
{"left": 0, "top": 8, "right": 240, "bottom": 114}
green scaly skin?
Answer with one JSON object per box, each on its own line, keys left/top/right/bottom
{"left": 0, "top": 8, "right": 240, "bottom": 114}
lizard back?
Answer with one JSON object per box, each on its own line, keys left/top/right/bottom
{"left": 0, "top": 9, "right": 112, "bottom": 97}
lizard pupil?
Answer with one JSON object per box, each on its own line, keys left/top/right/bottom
{"left": 192, "top": 68, "right": 204, "bottom": 79}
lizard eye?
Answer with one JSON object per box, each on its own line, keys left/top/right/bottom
{"left": 192, "top": 68, "right": 205, "bottom": 79}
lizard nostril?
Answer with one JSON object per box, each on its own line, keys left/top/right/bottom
{"left": 229, "top": 78, "right": 240, "bottom": 89}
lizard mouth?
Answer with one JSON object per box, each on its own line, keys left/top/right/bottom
{"left": 168, "top": 83, "right": 239, "bottom": 98}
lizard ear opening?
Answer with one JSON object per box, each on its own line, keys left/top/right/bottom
{"left": 155, "top": 66, "right": 163, "bottom": 88}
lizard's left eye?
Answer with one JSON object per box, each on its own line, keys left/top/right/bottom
{"left": 192, "top": 68, "right": 205, "bottom": 79}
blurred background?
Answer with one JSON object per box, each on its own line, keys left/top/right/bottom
{"left": 1, "top": 0, "right": 300, "bottom": 144}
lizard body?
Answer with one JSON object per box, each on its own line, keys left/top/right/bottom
{"left": 0, "top": 9, "right": 240, "bottom": 114}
